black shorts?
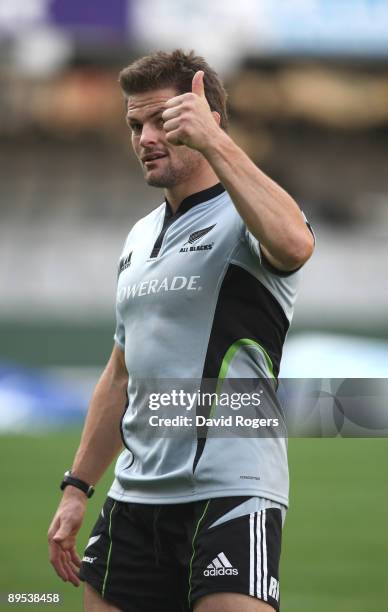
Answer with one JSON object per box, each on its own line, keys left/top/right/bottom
{"left": 79, "top": 496, "right": 282, "bottom": 612}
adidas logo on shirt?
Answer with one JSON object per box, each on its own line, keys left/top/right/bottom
{"left": 203, "top": 552, "right": 238, "bottom": 577}
{"left": 118, "top": 251, "right": 132, "bottom": 276}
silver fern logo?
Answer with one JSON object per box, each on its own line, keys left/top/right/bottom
{"left": 184, "top": 224, "right": 216, "bottom": 245}
{"left": 180, "top": 225, "right": 216, "bottom": 253}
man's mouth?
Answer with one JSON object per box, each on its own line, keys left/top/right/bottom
{"left": 142, "top": 152, "right": 168, "bottom": 164}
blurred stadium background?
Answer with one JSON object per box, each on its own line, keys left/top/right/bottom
{"left": 0, "top": 1, "right": 387, "bottom": 610}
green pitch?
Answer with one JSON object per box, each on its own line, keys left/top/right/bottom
{"left": 0, "top": 432, "right": 386, "bottom": 610}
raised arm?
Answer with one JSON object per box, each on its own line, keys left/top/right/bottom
{"left": 162, "top": 70, "right": 314, "bottom": 272}
{"left": 48, "top": 343, "right": 128, "bottom": 586}
{"left": 202, "top": 131, "right": 314, "bottom": 272}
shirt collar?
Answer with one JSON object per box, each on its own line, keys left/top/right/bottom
{"left": 165, "top": 183, "right": 225, "bottom": 218}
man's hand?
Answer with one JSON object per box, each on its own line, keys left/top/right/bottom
{"left": 162, "top": 71, "right": 221, "bottom": 151}
{"left": 48, "top": 488, "right": 87, "bottom": 587}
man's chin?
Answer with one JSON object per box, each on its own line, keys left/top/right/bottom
{"left": 144, "top": 170, "right": 174, "bottom": 189}
{"left": 144, "top": 175, "right": 167, "bottom": 188}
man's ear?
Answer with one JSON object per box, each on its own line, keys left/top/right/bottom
{"left": 211, "top": 111, "right": 221, "bottom": 126}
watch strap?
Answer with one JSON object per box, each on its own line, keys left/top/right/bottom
{"left": 60, "top": 470, "right": 95, "bottom": 498}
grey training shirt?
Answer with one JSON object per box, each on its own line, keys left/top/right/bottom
{"left": 108, "top": 183, "right": 305, "bottom": 506}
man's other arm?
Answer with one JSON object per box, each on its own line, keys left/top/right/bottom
{"left": 47, "top": 343, "right": 128, "bottom": 586}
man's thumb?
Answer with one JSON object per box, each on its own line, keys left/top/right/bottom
{"left": 53, "top": 520, "right": 71, "bottom": 543}
{"left": 192, "top": 70, "right": 205, "bottom": 97}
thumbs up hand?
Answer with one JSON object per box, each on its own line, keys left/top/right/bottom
{"left": 162, "top": 71, "right": 221, "bottom": 151}
{"left": 191, "top": 70, "right": 206, "bottom": 98}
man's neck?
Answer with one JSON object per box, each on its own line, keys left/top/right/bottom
{"left": 165, "top": 167, "right": 220, "bottom": 214}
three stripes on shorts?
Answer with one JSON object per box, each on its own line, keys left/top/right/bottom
{"left": 249, "top": 509, "right": 270, "bottom": 601}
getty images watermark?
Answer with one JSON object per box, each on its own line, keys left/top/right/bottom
{"left": 145, "top": 385, "right": 283, "bottom": 435}
{"left": 121, "top": 378, "right": 388, "bottom": 438}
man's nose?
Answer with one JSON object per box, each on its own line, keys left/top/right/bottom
{"left": 139, "top": 123, "right": 160, "bottom": 148}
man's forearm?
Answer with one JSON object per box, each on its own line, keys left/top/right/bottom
{"left": 69, "top": 345, "right": 128, "bottom": 486}
{"left": 203, "top": 130, "right": 314, "bottom": 270}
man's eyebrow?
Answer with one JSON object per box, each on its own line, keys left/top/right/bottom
{"left": 149, "top": 107, "right": 166, "bottom": 118}
{"left": 127, "top": 116, "right": 142, "bottom": 125}
{"left": 127, "top": 107, "right": 166, "bottom": 124}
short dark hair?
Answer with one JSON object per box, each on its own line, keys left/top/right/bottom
{"left": 119, "top": 49, "right": 228, "bottom": 130}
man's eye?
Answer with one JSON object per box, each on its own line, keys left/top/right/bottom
{"left": 131, "top": 123, "right": 142, "bottom": 133}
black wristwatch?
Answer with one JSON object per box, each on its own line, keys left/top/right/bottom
{"left": 60, "top": 470, "right": 95, "bottom": 498}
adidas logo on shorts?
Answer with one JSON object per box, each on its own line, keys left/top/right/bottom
{"left": 82, "top": 556, "right": 97, "bottom": 564}
{"left": 203, "top": 552, "right": 238, "bottom": 577}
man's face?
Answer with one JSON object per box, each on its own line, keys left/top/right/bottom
{"left": 126, "top": 87, "right": 203, "bottom": 188}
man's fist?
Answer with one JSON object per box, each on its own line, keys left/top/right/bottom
{"left": 162, "top": 70, "right": 221, "bottom": 151}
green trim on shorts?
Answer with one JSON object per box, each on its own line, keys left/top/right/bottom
{"left": 188, "top": 499, "right": 210, "bottom": 606}
{"left": 101, "top": 501, "right": 116, "bottom": 598}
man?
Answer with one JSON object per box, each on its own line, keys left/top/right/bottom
{"left": 48, "top": 50, "right": 314, "bottom": 612}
